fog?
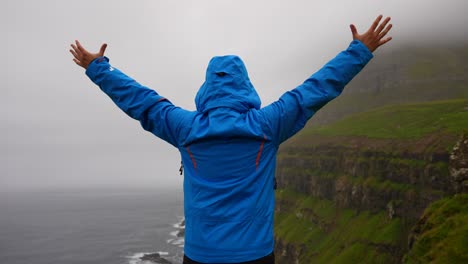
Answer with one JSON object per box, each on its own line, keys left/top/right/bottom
{"left": 2, "top": 0, "right": 467, "bottom": 191}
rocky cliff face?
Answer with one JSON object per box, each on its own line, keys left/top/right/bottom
{"left": 274, "top": 133, "right": 467, "bottom": 263}
{"left": 449, "top": 134, "right": 468, "bottom": 193}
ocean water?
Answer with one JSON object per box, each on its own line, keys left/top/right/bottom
{"left": 0, "top": 187, "right": 185, "bottom": 264}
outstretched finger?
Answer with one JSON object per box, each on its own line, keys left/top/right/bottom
{"left": 75, "top": 40, "right": 87, "bottom": 54}
{"left": 370, "top": 15, "right": 383, "bottom": 32}
{"left": 376, "top": 17, "right": 391, "bottom": 34}
{"left": 71, "top": 43, "right": 82, "bottom": 56}
{"left": 72, "top": 58, "right": 82, "bottom": 66}
{"left": 69, "top": 48, "right": 79, "bottom": 59}
{"left": 350, "top": 24, "right": 358, "bottom": 39}
{"left": 99, "top": 43, "right": 108, "bottom": 57}
{"left": 379, "top": 36, "right": 393, "bottom": 47}
{"left": 378, "top": 24, "right": 393, "bottom": 40}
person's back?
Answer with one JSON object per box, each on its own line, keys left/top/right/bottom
{"left": 182, "top": 123, "right": 276, "bottom": 262}
{"left": 70, "top": 15, "right": 392, "bottom": 264}
{"left": 176, "top": 55, "right": 276, "bottom": 262}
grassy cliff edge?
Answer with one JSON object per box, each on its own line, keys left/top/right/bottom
{"left": 274, "top": 99, "right": 468, "bottom": 263}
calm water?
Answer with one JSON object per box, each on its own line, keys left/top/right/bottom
{"left": 0, "top": 188, "right": 185, "bottom": 264}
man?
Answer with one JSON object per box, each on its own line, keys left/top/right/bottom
{"left": 70, "top": 15, "right": 392, "bottom": 264}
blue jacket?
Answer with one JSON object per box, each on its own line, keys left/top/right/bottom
{"left": 86, "top": 40, "right": 373, "bottom": 263}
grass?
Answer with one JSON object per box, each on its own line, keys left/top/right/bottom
{"left": 308, "top": 83, "right": 468, "bottom": 128}
{"left": 279, "top": 165, "right": 416, "bottom": 194}
{"left": 363, "top": 177, "right": 413, "bottom": 193}
{"left": 403, "top": 193, "right": 468, "bottom": 263}
{"left": 275, "top": 189, "right": 407, "bottom": 263}
{"left": 306, "top": 99, "right": 468, "bottom": 139}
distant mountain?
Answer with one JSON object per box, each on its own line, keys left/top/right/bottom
{"left": 308, "top": 43, "right": 468, "bottom": 127}
{"left": 273, "top": 42, "right": 468, "bottom": 263}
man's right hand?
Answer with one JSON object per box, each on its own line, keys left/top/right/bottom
{"left": 350, "top": 15, "right": 393, "bottom": 52}
{"left": 69, "top": 40, "right": 107, "bottom": 69}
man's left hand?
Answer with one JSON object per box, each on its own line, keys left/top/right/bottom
{"left": 350, "top": 15, "right": 393, "bottom": 52}
{"left": 70, "top": 40, "right": 107, "bottom": 69}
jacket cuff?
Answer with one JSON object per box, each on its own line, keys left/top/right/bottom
{"left": 349, "top": 40, "right": 374, "bottom": 65}
{"left": 85, "top": 56, "right": 110, "bottom": 81}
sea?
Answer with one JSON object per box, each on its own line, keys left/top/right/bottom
{"left": 0, "top": 187, "right": 185, "bottom": 264}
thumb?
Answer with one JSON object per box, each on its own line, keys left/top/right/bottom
{"left": 99, "top": 43, "right": 108, "bottom": 56}
{"left": 350, "top": 24, "right": 358, "bottom": 39}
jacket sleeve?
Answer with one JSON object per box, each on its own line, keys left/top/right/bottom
{"left": 259, "top": 40, "right": 373, "bottom": 145}
{"left": 85, "top": 57, "right": 192, "bottom": 147}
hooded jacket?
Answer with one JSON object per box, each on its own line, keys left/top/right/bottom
{"left": 86, "top": 40, "right": 373, "bottom": 263}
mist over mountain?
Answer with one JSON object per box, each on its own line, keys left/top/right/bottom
{"left": 274, "top": 39, "right": 468, "bottom": 263}
{"left": 308, "top": 41, "right": 468, "bottom": 127}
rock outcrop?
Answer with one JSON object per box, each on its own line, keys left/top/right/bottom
{"left": 274, "top": 132, "right": 467, "bottom": 263}
{"left": 449, "top": 134, "right": 468, "bottom": 193}
{"left": 140, "top": 253, "right": 172, "bottom": 264}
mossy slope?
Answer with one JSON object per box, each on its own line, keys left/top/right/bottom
{"left": 307, "top": 99, "right": 468, "bottom": 139}
{"left": 275, "top": 189, "right": 406, "bottom": 264}
{"left": 404, "top": 194, "right": 468, "bottom": 263}
{"left": 275, "top": 99, "right": 468, "bottom": 263}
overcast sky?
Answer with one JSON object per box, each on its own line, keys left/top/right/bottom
{"left": 2, "top": 0, "right": 467, "bottom": 192}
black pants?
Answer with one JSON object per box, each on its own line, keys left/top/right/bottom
{"left": 183, "top": 252, "right": 274, "bottom": 264}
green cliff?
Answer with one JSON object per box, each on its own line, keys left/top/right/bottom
{"left": 405, "top": 193, "right": 468, "bottom": 263}
{"left": 274, "top": 96, "right": 468, "bottom": 263}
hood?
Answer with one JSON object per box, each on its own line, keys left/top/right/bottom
{"left": 195, "top": 55, "right": 261, "bottom": 113}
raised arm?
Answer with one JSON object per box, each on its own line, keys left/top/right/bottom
{"left": 69, "top": 41, "right": 193, "bottom": 147}
{"left": 260, "top": 15, "right": 393, "bottom": 144}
